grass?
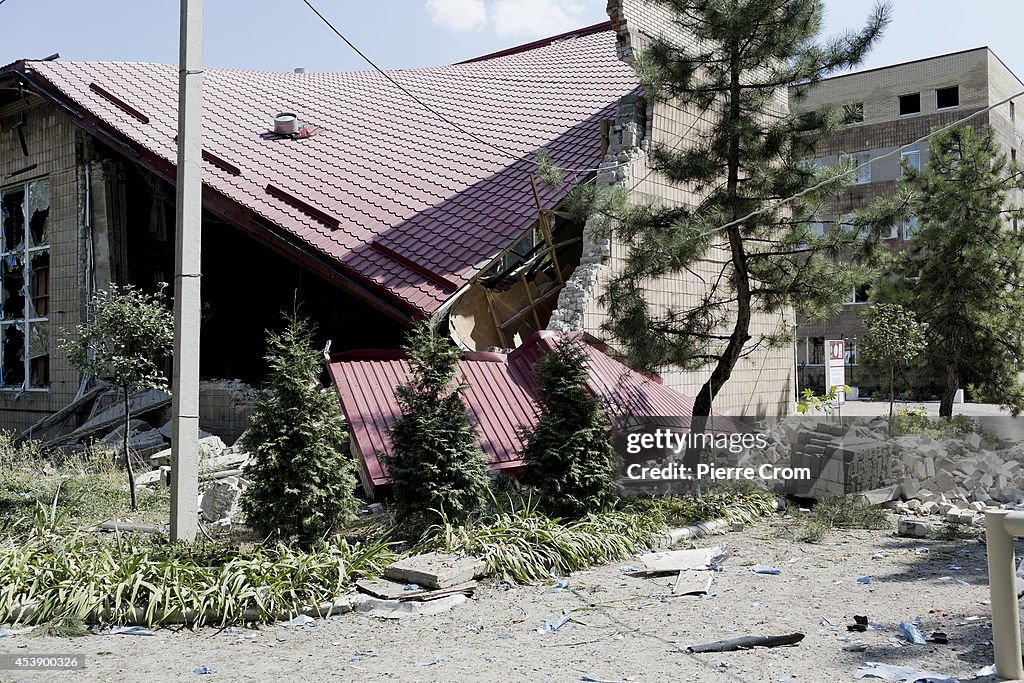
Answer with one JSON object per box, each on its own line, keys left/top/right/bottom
{"left": 786, "top": 494, "right": 891, "bottom": 543}
{"left": 419, "top": 487, "right": 779, "bottom": 583}
{"left": 0, "top": 434, "right": 169, "bottom": 538}
{"left": 0, "top": 533, "right": 395, "bottom": 628}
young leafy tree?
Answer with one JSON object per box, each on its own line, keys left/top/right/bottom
{"left": 896, "top": 125, "right": 1024, "bottom": 416}
{"left": 598, "top": 0, "right": 894, "bottom": 470}
{"left": 63, "top": 284, "right": 173, "bottom": 510}
{"left": 859, "top": 303, "right": 927, "bottom": 425}
{"left": 520, "top": 337, "right": 621, "bottom": 518}
{"left": 240, "top": 310, "right": 359, "bottom": 542}
{"left": 386, "top": 322, "right": 490, "bottom": 530}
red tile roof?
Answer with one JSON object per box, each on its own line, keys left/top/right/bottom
{"left": 328, "top": 331, "right": 699, "bottom": 495}
{"left": 13, "top": 25, "right": 639, "bottom": 319}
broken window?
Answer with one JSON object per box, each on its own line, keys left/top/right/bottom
{"left": 899, "top": 93, "right": 921, "bottom": 116}
{"left": 935, "top": 86, "right": 959, "bottom": 110}
{"left": 901, "top": 146, "right": 921, "bottom": 176}
{"left": 1, "top": 178, "right": 50, "bottom": 390}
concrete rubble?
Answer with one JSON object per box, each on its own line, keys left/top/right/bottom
{"left": 735, "top": 417, "right": 1024, "bottom": 535}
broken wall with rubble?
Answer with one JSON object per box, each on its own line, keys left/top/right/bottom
{"left": 548, "top": 0, "right": 795, "bottom": 418}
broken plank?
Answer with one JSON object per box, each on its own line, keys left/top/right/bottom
{"left": 673, "top": 570, "right": 713, "bottom": 596}
{"left": 636, "top": 545, "right": 723, "bottom": 574}
{"left": 355, "top": 578, "right": 477, "bottom": 602}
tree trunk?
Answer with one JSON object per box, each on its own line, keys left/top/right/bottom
{"left": 887, "top": 362, "right": 895, "bottom": 435}
{"left": 682, "top": 45, "right": 751, "bottom": 484}
{"left": 123, "top": 388, "right": 138, "bottom": 511}
{"left": 939, "top": 363, "right": 957, "bottom": 418}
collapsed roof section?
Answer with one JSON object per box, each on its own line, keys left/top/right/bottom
{"left": 3, "top": 23, "right": 640, "bottom": 321}
{"left": 328, "top": 331, "right": 699, "bottom": 496}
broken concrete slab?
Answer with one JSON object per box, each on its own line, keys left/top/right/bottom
{"left": 673, "top": 570, "right": 713, "bottom": 595}
{"left": 857, "top": 486, "right": 901, "bottom": 506}
{"left": 636, "top": 545, "right": 724, "bottom": 574}
{"left": 382, "top": 553, "right": 487, "bottom": 590}
{"left": 199, "top": 479, "right": 242, "bottom": 525}
{"left": 350, "top": 593, "right": 467, "bottom": 619}
{"left": 897, "top": 519, "right": 932, "bottom": 539}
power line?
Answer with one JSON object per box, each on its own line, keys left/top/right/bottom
{"left": 694, "top": 88, "right": 1024, "bottom": 240}
{"left": 299, "top": 0, "right": 628, "bottom": 176}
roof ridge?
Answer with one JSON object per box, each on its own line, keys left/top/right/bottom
{"left": 456, "top": 21, "right": 613, "bottom": 65}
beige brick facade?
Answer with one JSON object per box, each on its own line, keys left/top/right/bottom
{"left": 789, "top": 47, "right": 1024, "bottom": 395}
{"left": 550, "top": 0, "right": 796, "bottom": 417}
{"left": 0, "top": 95, "right": 84, "bottom": 431}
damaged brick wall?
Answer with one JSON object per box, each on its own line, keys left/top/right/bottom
{"left": 550, "top": 0, "right": 795, "bottom": 417}
{"left": 0, "top": 96, "right": 85, "bottom": 431}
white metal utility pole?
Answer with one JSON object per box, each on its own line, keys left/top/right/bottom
{"left": 170, "top": 0, "right": 203, "bottom": 542}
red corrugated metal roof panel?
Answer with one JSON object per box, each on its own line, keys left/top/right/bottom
{"left": 20, "top": 27, "right": 640, "bottom": 318}
{"left": 328, "top": 331, "right": 698, "bottom": 495}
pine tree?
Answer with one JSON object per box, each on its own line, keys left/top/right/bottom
{"left": 599, "top": 0, "right": 894, "bottom": 470}
{"left": 240, "top": 310, "right": 359, "bottom": 542}
{"left": 386, "top": 323, "right": 490, "bottom": 530}
{"left": 896, "top": 125, "right": 1024, "bottom": 416}
{"left": 520, "top": 338, "right": 621, "bottom": 518}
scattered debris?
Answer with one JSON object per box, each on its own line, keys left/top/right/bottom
{"left": 383, "top": 552, "right": 487, "bottom": 590}
{"left": 355, "top": 578, "right": 477, "bottom": 602}
{"left": 104, "top": 626, "right": 156, "bottom": 636}
{"left": 636, "top": 546, "right": 724, "bottom": 574}
{"left": 413, "top": 657, "right": 442, "bottom": 667}
{"left": 673, "top": 570, "right": 714, "bottom": 596}
{"left": 898, "top": 621, "right": 927, "bottom": 645}
{"left": 351, "top": 593, "right": 467, "bottom": 619}
{"left": 687, "top": 633, "right": 804, "bottom": 653}
{"left": 538, "top": 613, "right": 573, "bottom": 633}
{"left": 193, "top": 666, "right": 217, "bottom": 675}
{"left": 854, "top": 662, "right": 959, "bottom": 682}
{"left": 283, "top": 614, "right": 316, "bottom": 627}
{"left": 752, "top": 564, "right": 781, "bottom": 575}
{"left": 857, "top": 576, "right": 872, "bottom": 585}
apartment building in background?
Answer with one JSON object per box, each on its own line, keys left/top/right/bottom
{"left": 789, "top": 47, "right": 1024, "bottom": 398}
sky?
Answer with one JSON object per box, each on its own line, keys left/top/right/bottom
{"left": 0, "top": 1, "right": 1020, "bottom": 79}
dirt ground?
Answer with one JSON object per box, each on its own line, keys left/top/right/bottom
{"left": 2, "top": 514, "right": 1020, "bottom": 683}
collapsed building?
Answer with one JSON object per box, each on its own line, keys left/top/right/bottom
{"left": 0, "top": 2, "right": 795, "bottom": 467}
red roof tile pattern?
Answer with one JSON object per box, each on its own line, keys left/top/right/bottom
{"left": 328, "top": 331, "right": 699, "bottom": 495}
{"left": 18, "top": 26, "right": 640, "bottom": 318}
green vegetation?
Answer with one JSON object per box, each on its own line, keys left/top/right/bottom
{"left": 597, "top": 0, "right": 892, "bottom": 464}
{"left": 520, "top": 338, "right": 621, "bottom": 517}
{"left": 0, "top": 534, "right": 394, "bottom": 628}
{"left": 796, "top": 385, "right": 851, "bottom": 416}
{"left": 891, "top": 125, "right": 1024, "bottom": 416}
{"left": 240, "top": 311, "right": 360, "bottom": 543}
{"left": 627, "top": 488, "right": 776, "bottom": 528}
{"left": 63, "top": 284, "right": 173, "bottom": 510}
{"left": 889, "top": 407, "right": 996, "bottom": 446}
{"left": 387, "top": 323, "right": 490, "bottom": 531}
{"left": 0, "top": 434, "right": 168, "bottom": 539}
{"left": 788, "top": 495, "right": 891, "bottom": 543}
{"left": 860, "top": 303, "right": 928, "bottom": 426}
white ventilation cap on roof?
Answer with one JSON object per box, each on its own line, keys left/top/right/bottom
{"left": 274, "top": 113, "right": 298, "bottom": 135}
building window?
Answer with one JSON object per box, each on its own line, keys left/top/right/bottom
{"left": 1, "top": 178, "right": 50, "bottom": 390}
{"left": 841, "top": 152, "right": 871, "bottom": 184}
{"left": 846, "top": 284, "right": 871, "bottom": 304}
{"left": 809, "top": 221, "right": 825, "bottom": 237}
{"left": 902, "top": 216, "right": 920, "bottom": 240}
{"left": 880, "top": 222, "right": 899, "bottom": 240}
{"left": 845, "top": 339, "right": 858, "bottom": 366}
{"left": 901, "top": 146, "right": 921, "bottom": 176}
{"left": 842, "top": 102, "right": 864, "bottom": 124}
{"left": 838, "top": 214, "right": 855, "bottom": 232}
{"left": 935, "top": 86, "right": 959, "bottom": 110}
{"left": 809, "top": 337, "right": 825, "bottom": 365}
{"left": 1012, "top": 148, "right": 1018, "bottom": 163}
{"left": 1011, "top": 101, "right": 1016, "bottom": 121}
{"left": 899, "top": 93, "right": 921, "bottom": 116}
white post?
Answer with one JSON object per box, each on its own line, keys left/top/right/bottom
{"left": 169, "top": 0, "right": 203, "bottom": 542}
{"left": 985, "top": 510, "right": 1024, "bottom": 681}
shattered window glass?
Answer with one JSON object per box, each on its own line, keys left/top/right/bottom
{"left": 1, "top": 179, "right": 49, "bottom": 390}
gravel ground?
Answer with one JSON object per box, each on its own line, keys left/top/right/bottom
{"left": 2, "top": 514, "right": 1020, "bottom": 683}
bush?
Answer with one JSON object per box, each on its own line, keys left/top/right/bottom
{"left": 520, "top": 338, "right": 621, "bottom": 517}
{"left": 240, "top": 311, "right": 359, "bottom": 543}
{"left": 386, "top": 323, "right": 490, "bottom": 530}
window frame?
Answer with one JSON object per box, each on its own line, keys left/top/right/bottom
{"left": 901, "top": 146, "right": 921, "bottom": 177}
{"left": 899, "top": 92, "right": 921, "bottom": 116}
{"left": 935, "top": 86, "right": 960, "bottom": 110}
{"left": 0, "top": 177, "right": 51, "bottom": 392}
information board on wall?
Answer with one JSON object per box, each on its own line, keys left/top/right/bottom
{"left": 826, "top": 339, "right": 845, "bottom": 406}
